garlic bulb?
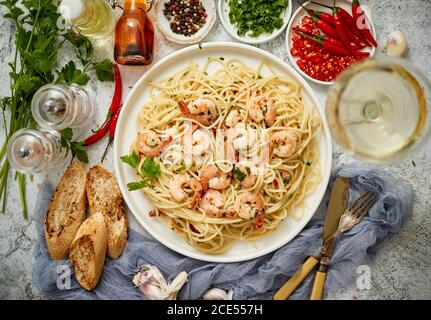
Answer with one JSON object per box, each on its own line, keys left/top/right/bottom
{"left": 385, "top": 29, "right": 407, "bottom": 57}
{"left": 133, "top": 264, "right": 188, "bottom": 300}
{"left": 203, "top": 288, "right": 234, "bottom": 300}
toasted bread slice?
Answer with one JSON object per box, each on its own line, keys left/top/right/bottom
{"left": 86, "top": 165, "right": 128, "bottom": 259}
{"left": 45, "top": 161, "right": 87, "bottom": 260}
{"left": 70, "top": 212, "right": 107, "bottom": 291}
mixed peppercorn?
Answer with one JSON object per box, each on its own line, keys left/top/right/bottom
{"left": 164, "top": 0, "right": 207, "bottom": 37}
{"left": 291, "top": 16, "right": 363, "bottom": 82}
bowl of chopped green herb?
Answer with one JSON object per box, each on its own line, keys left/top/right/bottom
{"left": 218, "top": 0, "right": 292, "bottom": 44}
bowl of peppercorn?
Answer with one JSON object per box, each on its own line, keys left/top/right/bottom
{"left": 155, "top": 0, "right": 217, "bottom": 45}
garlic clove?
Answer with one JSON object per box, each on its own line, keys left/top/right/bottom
{"left": 167, "top": 271, "right": 189, "bottom": 300}
{"left": 386, "top": 29, "right": 407, "bottom": 57}
{"left": 133, "top": 264, "right": 188, "bottom": 300}
{"left": 203, "top": 288, "right": 234, "bottom": 300}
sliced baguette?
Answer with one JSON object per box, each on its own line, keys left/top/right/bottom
{"left": 86, "top": 165, "right": 128, "bottom": 259}
{"left": 69, "top": 212, "right": 107, "bottom": 291}
{"left": 45, "top": 161, "right": 87, "bottom": 260}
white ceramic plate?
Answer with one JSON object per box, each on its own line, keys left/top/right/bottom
{"left": 218, "top": 0, "right": 293, "bottom": 44}
{"left": 155, "top": 0, "right": 216, "bottom": 44}
{"left": 286, "top": 0, "right": 376, "bottom": 86}
{"left": 114, "top": 42, "right": 332, "bottom": 263}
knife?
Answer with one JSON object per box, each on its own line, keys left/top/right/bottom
{"left": 273, "top": 176, "right": 350, "bottom": 300}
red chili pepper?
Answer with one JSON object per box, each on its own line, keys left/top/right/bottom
{"left": 101, "top": 104, "right": 123, "bottom": 162}
{"left": 93, "top": 64, "right": 123, "bottom": 133}
{"left": 273, "top": 179, "right": 279, "bottom": 189}
{"left": 297, "top": 2, "right": 335, "bottom": 26}
{"left": 352, "top": 0, "right": 378, "bottom": 47}
{"left": 309, "top": 14, "right": 339, "bottom": 39}
{"left": 312, "top": 1, "right": 371, "bottom": 46}
{"left": 332, "top": 7, "right": 355, "bottom": 53}
{"left": 343, "top": 21, "right": 363, "bottom": 46}
{"left": 301, "top": 31, "right": 346, "bottom": 50}
{"left": 351, "top": 43, "right": 367, "bottom": 51}
{"left": 84, "top": 118, "right": 112, "bottom": 146}
{"left": 295, "top": 30, "right": 358, "bottom": 57}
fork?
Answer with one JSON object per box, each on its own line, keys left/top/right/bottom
{"left": 310, "top": 191, "right": 378, "bottom": 300}
{"left": 329, "top": 191, "right": 378, "bottom": 241}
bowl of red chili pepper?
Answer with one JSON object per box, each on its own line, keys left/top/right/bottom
{"left": 286, "top": 0, "right": 376, "bottom": 85}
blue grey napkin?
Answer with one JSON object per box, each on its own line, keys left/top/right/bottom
{"left": 32, "top": 163, "right": 414, "bottom": 300}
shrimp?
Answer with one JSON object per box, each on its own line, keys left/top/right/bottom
{"left": 234, "top": 164, "right": 258, "bottom": 188}
{"left": 225, "top": 109, "right": 246, "bottom": 128}
{"left": 247, "top": 95, "right": 276, "bottom": 127}
{"left": 199, "top": 190, "right": 236, "bottom": 218}
{"left": 169, "top": 174, "right": 203, "bottom": 209}
{"left": 178, "top": 99, "right": 217, "bottom": 126}
{"left": 270, "top": 131, "right": 299, "bottom": 158}
{"left": 183, "top": 128, "right": 210, "bottom": 156}
{"left": 136, "top": 130, "right": 173, "bottom": 158}
{"left": 234, "top": 192, "right": 265, "bottom": 220}
{"left": 226, "top": 124, "right": 257, "bottom": 162}
{"left": 201, "top": 164, "right": 231, "bottom": 192}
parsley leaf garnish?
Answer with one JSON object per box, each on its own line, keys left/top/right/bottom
{"left": 174, "top": 165, "right": 186, "bottom": 174}
{"left": 141, "top": 158, "right": 161, "bottom": 179}
{"left": 121, "top": 154, "right": 161, "bottom": 191}
{"left": 127, "top": 180, "right": 149, "bottom": 191}
{"left": 233, "top": 167, "right": 246, "bottom": 182}
{"left": 121, "top": 151, "right": 140, "bottom": 169}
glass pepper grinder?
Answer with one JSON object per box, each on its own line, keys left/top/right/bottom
{"left": 31, "top": 84, "right": 95, "bottom": 131}
{"left": 7, "top": 129, "right": 72, "bottom": 175}
{"left": 113, "top": 0, "right": 155, "bottom": 65}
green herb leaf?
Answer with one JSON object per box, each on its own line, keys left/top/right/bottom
{"left": 60, "top": 128, "right": 89, "bottom": 163}
{"left": 57, "top": 61, "right": 90, "bottom": 85}
{"left": 283, "top": 178, "right": 291, "bottom": 185}
{"left": 141, "top": 158, "right": 161, "bottom": 179}
{"left": 127, "top": 180, "right": 149, "bottom": 191}
{"left": 174, "top": 165, "right": 186, "bottom": 174}
{"left": 70, "top": 141, "right": 88, "bottom": 163}
{"left": 233, "top": 167, "right": 246, "bottom": 181}
{"left": 121, "top": 151, "right": 140, "bottom": 169}
{"left": 92, "top": 59, "right": 115, "bottom": 82}
{"left": 228, "top": 0, "right": 289, "bottom": 38}
{"left": 60, "top": 128, "right": 73, "bottom": 143}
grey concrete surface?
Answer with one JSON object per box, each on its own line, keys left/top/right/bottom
{"left": 0, "top": 0, "right": 430, "bottom": 300}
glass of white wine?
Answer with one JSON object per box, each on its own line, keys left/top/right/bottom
{"left": 326, "top": 58, "right": 430, "bottom": 163}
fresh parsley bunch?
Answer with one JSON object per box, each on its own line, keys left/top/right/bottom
{"left": 0, "top": 0, "right": 115, "bottom": 218}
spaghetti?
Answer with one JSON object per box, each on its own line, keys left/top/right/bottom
{"left": 129, "top": 57, "right": 321, "bottom": 253}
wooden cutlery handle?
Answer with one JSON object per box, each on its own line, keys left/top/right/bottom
{"left": 310, "top": 271, "right": 327, "bottom": 300}
{"left": 273, "top": 256, "right": 319, "bottom": 300}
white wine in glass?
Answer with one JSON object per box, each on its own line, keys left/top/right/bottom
{"left": 326, "top": 58, "right": 430, "bottom": 162}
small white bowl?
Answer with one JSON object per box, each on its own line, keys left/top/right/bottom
{"left": 155, "top": 0, "right": 217, "bottom": 45}
{"left": 218, "top": 0, "right": 293, "bottom": 45}
{"left": 286, "top": 0, "right": 376, "bottom": 86}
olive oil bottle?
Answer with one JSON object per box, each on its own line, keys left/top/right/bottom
{"left": 59, "top": 0, "right": 116, "bottom": 40}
